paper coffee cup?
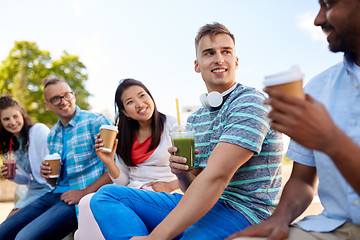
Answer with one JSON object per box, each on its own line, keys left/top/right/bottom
{"left": 100, "top": 125, "right": 118, "bottom": 153}
{"left": 264, "top": 65, "right": 305, "bottom": 99}
{"left": 44, "top": 153, "right": 61, "bottom": 178}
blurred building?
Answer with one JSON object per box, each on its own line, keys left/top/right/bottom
{"left": 182, "top": 105, "right": 200, "bottom": 121}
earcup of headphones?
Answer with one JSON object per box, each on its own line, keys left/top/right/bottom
{"left": 199, "top": 83, "right": 237, "bottom": 109}
{"left": 206, "top": 91, "right": 223, "bottom": 107}
{"left": 200, "top": 91, "right": 223, "bottom": 108}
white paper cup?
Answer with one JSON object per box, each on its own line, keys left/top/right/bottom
{"left": 44, "top": 153, "right": 61, "bottom": 178}
{"left": 100, "top": 125, "right": 118, "bottom": 153}
{"left": 264, "top": 65, "right": 305, "bottom": 99}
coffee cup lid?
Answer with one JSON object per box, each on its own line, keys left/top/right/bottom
{"left": 263, "top": 65, "right": 304, "bottom": 86}
{"left": 44, "top": 153, "right": 61, "bottom": 160}
{"left": 100, "top": 125, "right": 118, "bottom": 132}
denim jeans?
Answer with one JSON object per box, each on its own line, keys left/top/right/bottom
{"left": 90, "top": 185, "right": 251, "bottom": 240}
{"left": 0, "top": 192, "right": 77, "bottom": 240}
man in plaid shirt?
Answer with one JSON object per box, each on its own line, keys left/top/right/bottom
{"left": 0, "top": 78, "right": 113, "bottom": 240}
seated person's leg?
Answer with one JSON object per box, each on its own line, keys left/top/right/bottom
{"left": 90, "top": 185, "right": 183, "bottom": 239}
{"left": 74, "top": 193, "right": 105, "bottom": 240}
{"left": 15, "top": 193, "right": 77, "bottom": 240}
{"left": 228, "top": 223, "right": 360, "bottom": 240}
{"left": 182, "top": 200, "right": 251, "bottom": 240}
{"left": 0, "top": 192, "right": 54, "bottom": 239}
{"left": 287, "top": 223, "right": 360, "bottom": 240}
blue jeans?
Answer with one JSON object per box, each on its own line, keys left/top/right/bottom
{"left": 90, "top": 185, "right": 251, "bottom": 240}
{"left": 0, "top": 192, "right": 77, "bottom": 240}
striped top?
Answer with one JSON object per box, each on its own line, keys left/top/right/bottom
{"left": 187, "top": 83, "right": 283, "bottom": 224}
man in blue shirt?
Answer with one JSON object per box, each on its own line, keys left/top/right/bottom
{"left": 227, "top": 0, "right": 360, "bottom": 239}
{"left": 0, "top": 78, "right": 113, "bottom": 239}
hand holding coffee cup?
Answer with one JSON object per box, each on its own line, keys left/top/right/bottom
{"left": 95, "top": 133, "right": 118, "bottom": 168}
{"left": 263, "top": 65, "right": 304, "bottom": 99}
{"left": 43, "top": 153, "right": 61, "bottom": 178}
{"left": 99, "top": 125, "right": 118, "bottom": 153}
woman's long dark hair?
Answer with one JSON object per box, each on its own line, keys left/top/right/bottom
{"left": 115, "top": 79, "right": 166, "bottom": 166}
{"left": 0, "top": 96, "right": 33, "bottom": 154}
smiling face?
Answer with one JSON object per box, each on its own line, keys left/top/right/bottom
{"left": 44, "top": 82, "right": 76, "bottom": 126}
{"left": 314, "top": 0, "right": 360, "bottom": 56}
{"left": 121, "top": 85, "right": 155, "bottom": 125}
{"left": 0, "top": 106, "right": 24, "bottom": 137}
{"left": 194, "top": 33, "right": 239, "bottom": 93}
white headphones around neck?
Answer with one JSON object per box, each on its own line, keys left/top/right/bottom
{"left": 200, "top": 83, "right": 237, "bottom": 109}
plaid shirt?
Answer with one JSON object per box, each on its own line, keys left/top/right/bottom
{"left": 48, "top": 106, "right": 113, "bottom": 191}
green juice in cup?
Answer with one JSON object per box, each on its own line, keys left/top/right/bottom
{"left": 170, "top": 123, "right": 195, "bottom": 169}
{"left": 172, "top": 137, "right": 195, "bottom": 169}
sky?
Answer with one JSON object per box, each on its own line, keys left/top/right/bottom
{"left": 0, "top": 0, "right": 343, "bottom": 120}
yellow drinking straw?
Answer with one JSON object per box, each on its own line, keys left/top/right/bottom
{"left": 175, "top": 98, "right": 181, "bottom": 133}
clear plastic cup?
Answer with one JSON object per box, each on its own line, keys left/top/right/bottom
{"left": 170, "top": 122, "right": 195, "bottom": 169}
{"left": 3, "top": 154, "right": 16, "bottom": 179}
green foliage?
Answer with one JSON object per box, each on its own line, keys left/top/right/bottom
{"left": 0, "top": 41, "right": 90, "bottom": 126}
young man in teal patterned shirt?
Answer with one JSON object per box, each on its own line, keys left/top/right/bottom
{"left": 90, "top": 23, "right": 283, "bottom": 240}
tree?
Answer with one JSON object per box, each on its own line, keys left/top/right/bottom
{"left": 0, "top": 41, "right": 90, "bottom": 126}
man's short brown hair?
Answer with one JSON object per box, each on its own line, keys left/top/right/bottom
{"left": 195, "top": 22, "right": 235, "bottom": 55}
